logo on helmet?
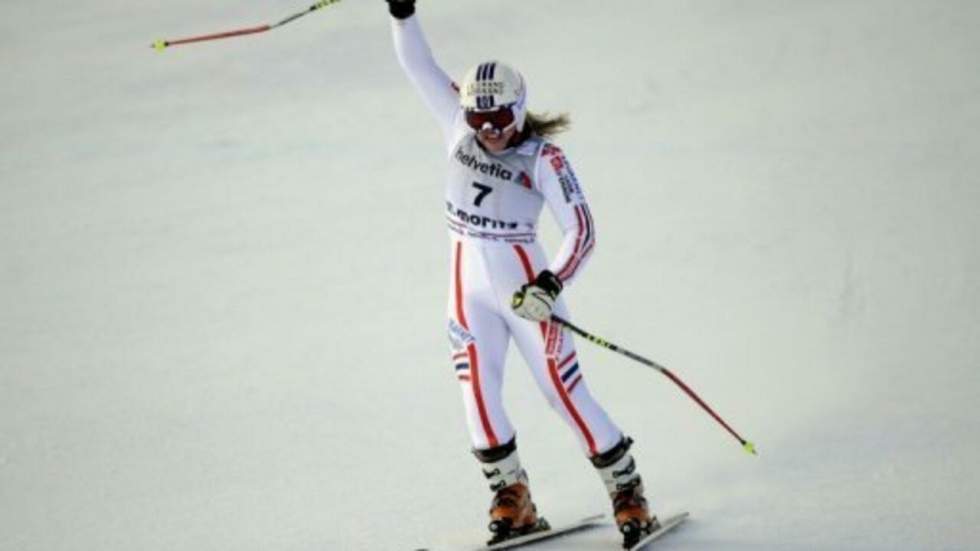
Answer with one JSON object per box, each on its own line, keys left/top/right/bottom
{"left": 460, "top": 61, "right": 528, "bottom": 130}
{"left": 465, "top": 81, "right": 505, "bottom": 97}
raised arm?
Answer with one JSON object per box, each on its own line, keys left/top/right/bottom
{"left": 388, "top": 0, "right": 462, "bottom": 146}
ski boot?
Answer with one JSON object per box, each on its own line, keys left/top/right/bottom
{"left": 487, "top": 481, "right": 548, "bottom": 543}
{"left": 612, "top": 482, "right": 659, "bottom": 548}
{"left": 591, "top": 436, "right": 660, "bottom": 549}
{"left": 474, "top": 438, "right": 549, "bottom": 544}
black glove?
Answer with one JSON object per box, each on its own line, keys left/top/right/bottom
{"left": 385, "top": 0, "right": 415, "bottom": 19}
{"left": 511, "top": 270, "right": 563, "bottom": 322}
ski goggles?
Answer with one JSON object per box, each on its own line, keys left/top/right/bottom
{"left": 464, "top": 106, "right": 516, "bottom": 132}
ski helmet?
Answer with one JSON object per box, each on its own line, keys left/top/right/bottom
{"left": 459, "top": 61, "right": 528, "bottom": 132}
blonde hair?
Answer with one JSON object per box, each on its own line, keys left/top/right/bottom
{"left": 524, "top": 111, "right": 571, "bottom": 137}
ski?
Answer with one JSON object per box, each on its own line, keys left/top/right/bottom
{"left": 628, "top": 512, "right": 689, "bottom": 550}
{"left": 473, "top": 513, "right": 605, "bottom": 550}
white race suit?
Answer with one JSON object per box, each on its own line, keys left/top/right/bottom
{"left": 392, "top": 15, "right": 624, "bottom": 458}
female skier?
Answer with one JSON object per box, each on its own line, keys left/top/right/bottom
{"left": 385, "top": 1, "right": 658, "bottom": 546}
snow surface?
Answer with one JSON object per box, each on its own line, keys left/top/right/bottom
{"left": 2, "top": 1, "right": 979, "bottom": 550}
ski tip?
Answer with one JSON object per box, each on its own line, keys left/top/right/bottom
{"left": 151, "top": 40, "right": 168, "bottom": 52}
{"left": 742, "top": 440, "right": 758, "bottom": 456}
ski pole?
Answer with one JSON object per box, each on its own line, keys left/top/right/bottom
{"left": 551, "top": 315, "right": 757, "bottom": 456}
{"left": 151, "top": 0, "right": 342, "bottom": 52}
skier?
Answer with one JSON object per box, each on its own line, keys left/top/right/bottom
{"left": 385, "top": 1, "right": 658, "bottom": 547}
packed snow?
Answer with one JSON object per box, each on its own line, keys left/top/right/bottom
{"left": 2, "top": 1, "right": 978, "bottom": 549}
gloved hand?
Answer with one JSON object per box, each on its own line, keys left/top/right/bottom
{"left": 385, "top": 0, "right": 415, "bottom": 19}
{"left": 511, "top": 270, "right": 563, "bottom": 322}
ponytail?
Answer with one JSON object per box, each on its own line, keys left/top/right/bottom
{"left": 524, "top": 111, "right": 571, "bottom": 137}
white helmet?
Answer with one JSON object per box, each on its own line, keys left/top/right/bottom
{"left": 459, "top": 61, "right": 528, "bottom": 132}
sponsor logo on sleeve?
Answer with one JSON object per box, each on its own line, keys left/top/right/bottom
{"left": 543, "top": 145, "right": 582, "bottom": 203}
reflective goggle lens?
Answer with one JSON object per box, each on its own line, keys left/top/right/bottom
{"left": 465, "top": 107, "right": 515, "bottom": 131}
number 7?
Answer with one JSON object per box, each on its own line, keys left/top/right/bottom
{"left": 472, "top": 182, "right": 493, "bottom": 207}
